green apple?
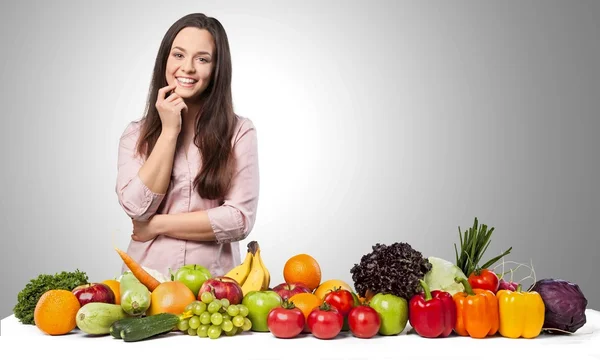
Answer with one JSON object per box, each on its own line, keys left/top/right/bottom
{"left": 369, "top": 293, "right": 408, "bottom": 335}
{"left": 241, "top": 290, "right": 282, "bottom": 332}
{"left": 173, "top": 264, "right": 212, "bottom": 298}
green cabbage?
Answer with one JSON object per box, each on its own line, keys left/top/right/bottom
{"left": 423, "top": 256, "right": 467, "bottom": 295}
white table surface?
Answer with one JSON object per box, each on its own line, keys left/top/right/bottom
{"left": 2, "top": 309, "right": 599, "bottom": 360}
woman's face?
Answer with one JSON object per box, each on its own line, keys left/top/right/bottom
{"left": 165, "top": 27, "right": 215, "bottom": 100}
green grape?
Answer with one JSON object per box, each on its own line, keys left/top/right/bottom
{"left": 187, "top": 327, "right": 197, "bottom": 336}
{"left": 200, "top": 292, "right": 214, "bottom": 304}
{"left": 211, "top": 312, "right": 223, "bottom": 326}
{"left": 193, "top": 302, "right": 207, "bottom": 315}
{"left": 232, "top": 315, "right": 244, "bottom": 328}
{"left": 242, "top": 317, "right": 252, "bottom": 331}
{"left": 221, "top": 319, "right": 233, "bottom": 332}
{"left": 184, "top": 303, "right": 195, "bottom": 313}
{"left": 208, "top": 325, "right": 222, "bottom": 339}
{"left": 199, "top": 311, "right": 212, "bottom": 325}
{"left": 226, "top": 305, "right": 239, "bottom": 317}
{"left": 188, "top": 316, "right": 200, "bottom": 330}
{"left": 208, "top": 300, "right": 221, "bottom": 313}
{"left": 197, "top": 324, "right": 209, "bottom": 338}
{"left": 236, "top": 325, "right": 245, "bottom": 334}
{"left": 177, "top": 319, "right": 189, "bottom": 332}
{"left": 220, "top": 298, "right": 230, "bottom": 308}
{"left": 238, "top": 305, "right": 249, "bottom": 317}
{"left": 222, "top": 313, "right": 231, "bottom": 321}
{"left": 224, "top": 327, "right": 237, "bottom": 336}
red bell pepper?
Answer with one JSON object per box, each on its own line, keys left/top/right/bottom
{"left": 409, "top": 280, "right": 457, "bottom": 338}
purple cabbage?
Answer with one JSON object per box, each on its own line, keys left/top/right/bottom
{"left": 531, "top": 278, "right": 588, "bottom": 333}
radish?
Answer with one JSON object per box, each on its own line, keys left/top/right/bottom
{"left": 493, "top": 258, "right": 537, "bottom": 291}
{"left": 498, "top": 278, "right": 519, "bottom": 291}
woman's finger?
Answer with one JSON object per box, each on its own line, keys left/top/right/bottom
{"left": 165, "top": 92, "right": 180, "bottom": 103}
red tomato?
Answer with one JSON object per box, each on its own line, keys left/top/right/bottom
{"left": 307, "top": 302, "right": 344, "bottom": 339}
{"left": 267, "top": 302, "right": 305, "bottom": 339}
{"left": 323, "top": 287, "right": 355, "bottom": 317}
{"left": 468, "top": 268, "right": 500, "bottom": 293}
{"left": 347, "top": 305, "right": 381, "bottom": 338}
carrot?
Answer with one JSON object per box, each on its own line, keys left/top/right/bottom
{"left": 114, "top": 247, "right": 161, "bottom": 292}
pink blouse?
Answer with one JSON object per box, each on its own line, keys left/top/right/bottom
{"left": 115, "top": 115, "right": 259, "bottom": 279}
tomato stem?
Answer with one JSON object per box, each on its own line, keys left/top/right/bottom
{"left": 320, "top": 301, "right": 333, "bottom": 311}
{"left": 281, "top": 298, "right": 296, "bottom": 309}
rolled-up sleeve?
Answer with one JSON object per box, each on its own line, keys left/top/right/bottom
{"left": 115, "top": 121, "right": 166, "bottom": 221}
{"left": 206, "top": 119, "right": 260, "bottom": 244}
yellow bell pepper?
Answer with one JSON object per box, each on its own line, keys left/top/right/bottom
{"left": 497, "top": 284, "right": 545, "bottom": 338}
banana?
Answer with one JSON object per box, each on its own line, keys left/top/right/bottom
{"left": 255, "top": 248, "right": 270, "bottom": 290}
{"left": 224, "top": 249, "right": 253, "bottom": 285}
{"left": 241, "top": 243, "right": 265, "bottom": 296}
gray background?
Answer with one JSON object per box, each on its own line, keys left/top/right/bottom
{"left": 1, "top": 0, "right": 598, "bottom": 322}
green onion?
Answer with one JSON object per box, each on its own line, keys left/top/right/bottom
{"left": 454, "top": 217, "right": 512, "bottom": 276}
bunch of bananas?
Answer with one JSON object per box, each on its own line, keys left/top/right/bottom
{"left": 225, "top": 240, "right": 271, "bottom": 296}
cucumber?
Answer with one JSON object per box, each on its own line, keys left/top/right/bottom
{"left": 75, "top": 302, "right": 129, "bottom": 335}
{"left": 120, "top": 272, "right": 151, "bottom": 316}
{"left": 120, "top": 313, "right": 180, "bottom": 342}
{"left": 109, "top": 316, "right": 141, "bottom": 339}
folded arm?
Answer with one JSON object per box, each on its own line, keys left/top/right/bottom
{"left": 147, "top": 119, "right": 260, "bottom": 243}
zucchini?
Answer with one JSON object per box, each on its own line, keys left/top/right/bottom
{"left": 120, "top": 313, "right": 180, "bottom": 342}
{"left": 75, "top": 302, "right": 129, "bottom": 335}
{"left": 120, "top": 272, "right": 151, "bottom": 316}
{"left": 110, "top": 316, "right": 141, "bottom": 339}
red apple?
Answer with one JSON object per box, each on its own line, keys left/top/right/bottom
{"left": 72, "top": 283, "right": 116, "bottom": 307}
{"left": 272, "top": 282, "right": 311, "bottom": 300}
{"left": 199, "top": 276, "right": 244, "bottom": 305}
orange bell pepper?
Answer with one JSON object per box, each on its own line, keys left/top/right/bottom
{"left": 453, "top": 277, "right": 499, "bottom": 338}
{"left": 497, "top": 284, "right": 545, "bottom": 338}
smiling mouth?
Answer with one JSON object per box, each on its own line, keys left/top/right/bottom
{"left": 176, "top": 77, "right": 198, "bottom": 88}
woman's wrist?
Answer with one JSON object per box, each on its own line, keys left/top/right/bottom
{"left": 159, "top": 128, "right": 180, "bottom": 142}
{"left": 152, "top": 214, "right": 169, "bottom": 236}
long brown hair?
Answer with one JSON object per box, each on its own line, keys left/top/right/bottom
{"left": 136, "top": 13, "right": 237, "bottom": 200}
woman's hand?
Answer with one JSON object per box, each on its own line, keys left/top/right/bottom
{"left": 156, "top": 84, "right": 187, "bottom": 134}
{"left": 131, "top": 217, "right": 161, "bottom": 242}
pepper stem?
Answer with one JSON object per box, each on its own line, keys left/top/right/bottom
{"left": 455, "top": 277, "right": 475, "bottom": 296}
{"left": 516, "top": 284, "right": 522, "bottom": 292}
{"left": 419, "top": 279, "right": 432, "bottom": 301}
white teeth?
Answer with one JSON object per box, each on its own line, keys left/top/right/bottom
{"left": 177, "top": 77, "right": 197, "bottom": 84}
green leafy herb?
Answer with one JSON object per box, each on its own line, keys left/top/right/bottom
{"left": 13, "top": 269, "right": 89, "bottom": 325}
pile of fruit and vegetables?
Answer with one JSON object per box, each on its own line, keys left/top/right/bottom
{"left": 13, "top": 218, "right": 590, "bottom": 341}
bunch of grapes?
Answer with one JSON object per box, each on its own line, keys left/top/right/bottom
{"left": 177, "top": 291, "right": 252, "bottom": 339}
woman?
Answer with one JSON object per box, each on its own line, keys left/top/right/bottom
{"left": 115, "top": 13, "right": 259, "bottom": 278}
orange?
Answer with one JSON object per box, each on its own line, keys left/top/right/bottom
{"left": 34, "top": 289, "right": 81, "bottom": 335}
{"left": 283, "top": 254, "right": 322, "bottom": 291}
{"left": 288, "top": 292, "right": 323, "bottom": 332}
{"left": 313, "top": 279, "right": 354, "bottom": 300}
{"left": 102, "top": 279, "right": 121, "bottom": 305}
{"left": 147, "top": 281, "right": 196, "bottom": 316}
